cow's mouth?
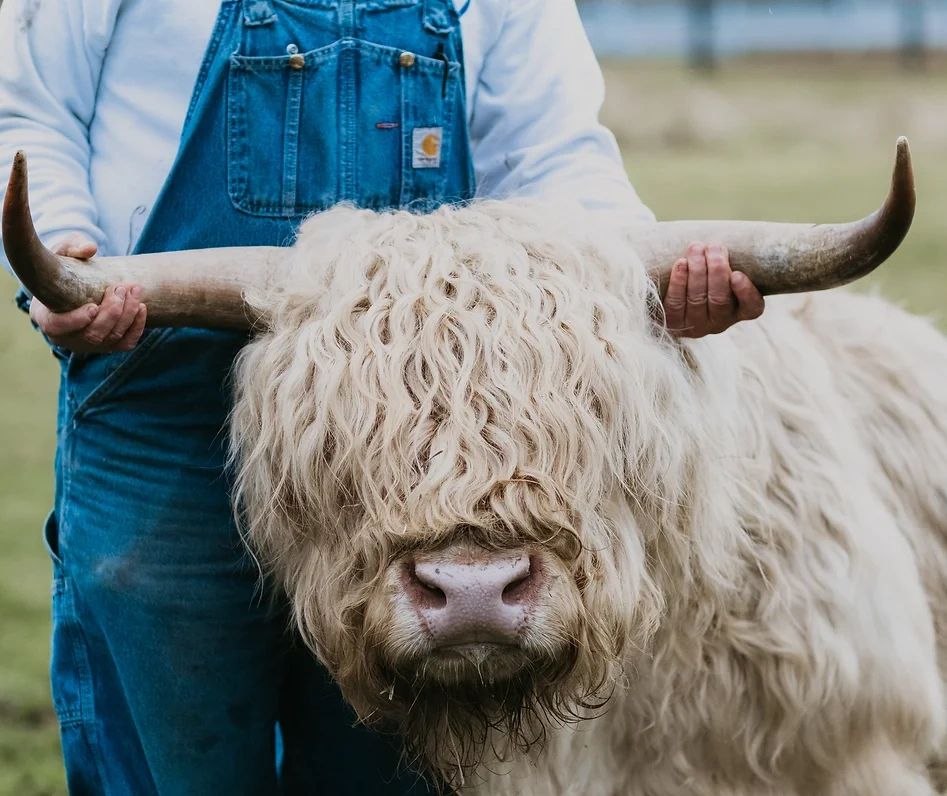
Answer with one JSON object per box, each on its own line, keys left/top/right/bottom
{"left": 426, "top": 641, "right": 533, "bottom": 685}
{"left": 439, "top": 641, "right": 515, "bottom": 665}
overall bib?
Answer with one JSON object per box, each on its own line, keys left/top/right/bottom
{"left": 44, "top": 1, "right": 474, "bottom": 793}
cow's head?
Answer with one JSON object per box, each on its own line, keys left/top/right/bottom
{"left": 228, "top": 202, "right": 685, "bottom": 779}
{"left": 2, "top": 143, "right": 915, "bottom": 785}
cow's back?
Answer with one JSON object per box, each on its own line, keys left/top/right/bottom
{"left": 784, "top": 289, "right": 947, "bottom": 782}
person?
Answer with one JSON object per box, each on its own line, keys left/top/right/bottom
{"left": 0, "top": 0, "right": 765, "bottom": 792}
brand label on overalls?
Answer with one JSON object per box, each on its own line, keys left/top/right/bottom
{"left": 412, "top": 127, "right": 443, "bottom": 169}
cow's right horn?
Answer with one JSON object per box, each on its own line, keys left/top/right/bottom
{"left": 634, "top": 137, "right": 916, "bottom": 296}
{"left": 2, "top": 152, "right": 283, "bottom": 329}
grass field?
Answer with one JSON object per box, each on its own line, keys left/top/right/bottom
{"left": 1, "top": 55, "right": 946, "bottom": 794}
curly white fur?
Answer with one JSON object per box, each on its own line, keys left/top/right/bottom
{"left": 230, "top": 200, "right": 947, "bottom": 794}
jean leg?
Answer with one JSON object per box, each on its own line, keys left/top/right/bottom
{"left": 55, "top": 331, "right": 285, "bottom": 795}
{"left": 278, "top": 645, "right": 435, "bottom": 795}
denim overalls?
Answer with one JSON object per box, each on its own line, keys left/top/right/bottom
{"left": 44, "top": 1, "right": 474, "bottom": 793}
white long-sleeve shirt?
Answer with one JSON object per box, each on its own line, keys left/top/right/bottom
{"left": 0, "top": 0, "right": 653, "bottom": 263}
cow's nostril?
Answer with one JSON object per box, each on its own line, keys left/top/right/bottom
{"left": 404, "top": 562, "right": 447, "bottom": 609}
{"left": 501, "top": 557, "right": 536, "bottom": 605}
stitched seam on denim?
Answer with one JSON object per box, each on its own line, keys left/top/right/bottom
{"left": 226, "top": 63, "right": 250, "bottom": 211}
{"left": 230, "top": 41, "right": 343, "bottom": 67}
{"left": 429, "top": 64, "right": 456, "bottom": 200}
{"left": 51, "top": 581, "right": 98, "bottom": 730}
{"left": 282, "top": 69, "right": 304, "bottom": 214}
{"left": 363, "top": 41, "right": 458, "bottom": 71}
{"left": 273, "top": 0, "right": 420, "bottom": 6}
{"left": 362, "top": 0, "right": 418, "bottom": 9}
{"left": 55, "top": 449, "right": 120, "bottom": 793}
{"left": 339, "top": 0, "right": 356, "bottom": 35}
{"left": 48, "top": 536, "right": 113, "bottom": 790}
{"left": 66, "top": 329, "right": 175, "bottom": 428}
{"left": 399, "top": 54, "right": 411, "bottom": 206}
{"left": 340, "top": 38, "right": 357, "bottom": 200}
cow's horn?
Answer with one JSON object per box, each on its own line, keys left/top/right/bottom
{"left": 635, "top": 137, "right": 916, "bottom": 296}
{"left": 2, "top": 152, "right": 284, "bottom": 329}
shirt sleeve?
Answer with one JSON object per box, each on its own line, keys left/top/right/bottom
{"left": 0, "top": 0, "right": 120, "bottom": 275}
{"left": 468, "top": 0, "right": 654, "bottom": 220}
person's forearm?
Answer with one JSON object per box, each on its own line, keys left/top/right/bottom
{"left": 0, "top": 0, "right": 113, "bottom": 274}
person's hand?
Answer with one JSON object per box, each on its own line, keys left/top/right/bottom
{"left": 662, "top": 243, "right": 764, "bottom": 338}
{"left": 28, "top": 234, "right": 147, "bottom": 353}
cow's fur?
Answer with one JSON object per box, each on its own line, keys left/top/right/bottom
{"left": 230, "top": 201, "right": 947, "bottom": 794}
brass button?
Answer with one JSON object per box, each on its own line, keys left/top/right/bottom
{"left": 399, "top": 51, "right": 416, "bottom": 68}
{"left": 288, "top": 53, "right": 305, "bottom": 70}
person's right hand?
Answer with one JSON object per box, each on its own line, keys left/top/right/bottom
{"left": 29, "top": 234, "right": 147, "bottom": 353}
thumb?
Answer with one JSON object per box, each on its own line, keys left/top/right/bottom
{"left": 30, "top": 296, "right": 98, "bottom": 337}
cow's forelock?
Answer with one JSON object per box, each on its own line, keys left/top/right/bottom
{"left": 230, "top": 201, "right": 706, "bottom": 784}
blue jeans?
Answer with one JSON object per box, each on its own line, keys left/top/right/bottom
{"left": 48, "top": 331, "right": 428, "bottom": 794}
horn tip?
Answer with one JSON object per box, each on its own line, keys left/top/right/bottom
{"left": 895, "top": 136, "right": 912, "bottom": 167}
{"left": 891, "top": 136, "right": 915, "bottom": 207}
{"left": 6, "top": 151, "right": 28, "bottom": 204}
{"left": 10, "top": 151, "right": 27, "bottom": 184}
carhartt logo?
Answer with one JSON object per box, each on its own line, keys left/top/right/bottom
{"left": 413, "top": 127, "right": 443, "bottom": 169}
{"left": 422, "top": 134, "right": 440, "bottom": 156}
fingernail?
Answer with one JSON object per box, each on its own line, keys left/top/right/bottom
{"left": 88, "top": 305, "right": 98, "bottom": 318}
{"left": 115, "top": 286, "right": 126, "bottom": 299}
{"left": 131, "top": 286, "right": 142, "bottom": 299}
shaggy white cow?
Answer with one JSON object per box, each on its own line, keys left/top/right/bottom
{"left": 6, "top": 144, "right": 946, "bottom": 794}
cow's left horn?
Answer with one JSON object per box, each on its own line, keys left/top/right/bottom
{"left": 635, "top": 137, "right": 916, "bottom": 296}
{"left": 2, "top": 152, "right": 284, "bottom": 329}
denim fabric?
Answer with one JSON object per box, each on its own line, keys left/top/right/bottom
{"left": 45, "top": 1, "right": 474, "bottom": 792}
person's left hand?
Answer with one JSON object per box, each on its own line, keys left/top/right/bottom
{"left": 662, "top": 243, "right": 765, "bottom": 338}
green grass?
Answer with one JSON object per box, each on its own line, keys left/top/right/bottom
{"left": 1, "top": 55, "right": 946, "bottom": 792}
{"left": 0, "top": 293, "right": 61, "bottom": 795}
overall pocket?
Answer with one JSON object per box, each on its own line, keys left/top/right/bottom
{"left": 350, "top": 40, "right": 461, "bottom": 209}
{"left": 226, "top": 35, "right": 461, "bottom": 215}
{"left": 63, "top": 328, "right": 175, "bottom": 424}
{"left": 44, "top": 512, "right": 95, "bottom": 728}
{"left": 387, "top": 43, "right": 461, "bottom": 209}
{"left": 228, "top": 41, "right": 343, "bottom": 217}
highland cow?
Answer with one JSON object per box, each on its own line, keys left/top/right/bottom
{"left": 6, "top": 143, "right": 947, "bottom": 794}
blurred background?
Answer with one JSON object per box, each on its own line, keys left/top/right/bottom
{"left": 2, "top": 0, "right": 946, "bottom": 793}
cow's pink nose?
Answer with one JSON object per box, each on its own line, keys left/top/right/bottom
{"left": 404, "top": 551, "right": 540, "bottom": 646}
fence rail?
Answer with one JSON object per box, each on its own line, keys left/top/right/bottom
{"left": 580, "top": 0, "right": 947, "bottom": 67}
